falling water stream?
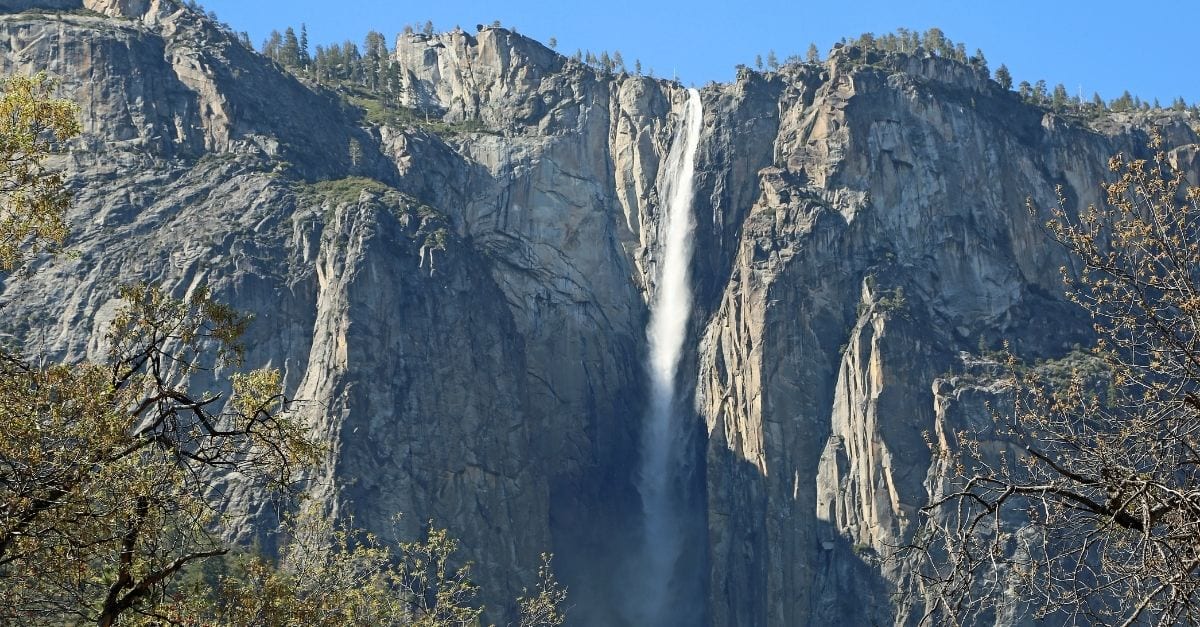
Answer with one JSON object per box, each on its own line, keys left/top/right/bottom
{"left": 635, "top": 87, "right": 704, "bottom": 626}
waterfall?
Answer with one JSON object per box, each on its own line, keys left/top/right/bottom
{"left": 635, "top": 87, "right": 703, "bottom": 626}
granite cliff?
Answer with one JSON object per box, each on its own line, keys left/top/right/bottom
{"left": 0, "top": 1, "right": 1196, "bottom": 624}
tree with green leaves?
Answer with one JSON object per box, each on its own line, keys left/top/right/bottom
{"left": 299, "top": 24, "right": 310, "bottom": 67}
{"left": 923, "top": 27, "right": 947, "bottom": 55}
{"left": 1052, "top": 82, "right": 1069, "bottom": 110}
{"left": 969, "top": 48, "right": 989, "bottom": 76}
{"left": 262, "top": 30, "right": 282, "bottom": 64}
{"left": 1033, "top": 79, "right": 1048, "bottom": 104}
{"left": 164, "top": 511, "right": 567, "bottom": 626}
{"left": 281, "top": 27, "right": 302, "bottom": 67}
{"left": 0, "top": 74, "right": 79, "bottom": 271}
{"left": 806, "top": 43, "right": 820, "bottom": 63}
{"left": 1, "top": 283, "right": 320, "bottom": 627}
{"left": 766, "top": 49, "right": 779, "bottom": 71}
{"left": 993, "top": 64, "right": 1012, "bottom": 91}
{"left": 1112, "top": 90, "right": 1135, "bottom": 112}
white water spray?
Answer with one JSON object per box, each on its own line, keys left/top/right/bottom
{"left": 635, "top": 87, "right": 703, "bottom": 625}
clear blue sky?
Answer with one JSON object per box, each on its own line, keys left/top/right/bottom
{"left": 196, "top": 0, "right": 1198, "bottom": 105}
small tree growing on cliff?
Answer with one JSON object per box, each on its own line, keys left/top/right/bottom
{"left": 806, "top": 43, "right": 820, "bottom": 64}
{"left": 993, "top": 63, "right": 1013, "bottom": 90}
{"left": 908, "top": 133, "right": 1200, "bottom": 625}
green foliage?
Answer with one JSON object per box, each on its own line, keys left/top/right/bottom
{"left": 163, "top": 512, "right": 567, "bottom": 626}
{"left": 993, "top": 64, "right": 1012, "bottom": 90}
{"left": 297, "top": 176, "right": 393, "bottom": 205}
{"left": 423, "top": 227, "right": 448, "bottom": 252}
{"left": 843, "top": 27, "right": 966, "bottom": 60}
{"left": 806, "top": 43, "right": 820, "bottom": 64}
{"left": 346, "top": 91, "right": 495, "bottom": 136}
{"left": 517, "top": 554, "right": 569, "bottom": 627}
{"left": 0, "top": 73, "right": 81, "bottom": 272}
{"left": 0, "top": 283, "right": 321, "bottom": 625}
{"left": 876, "top": 287, "right": 906, "bottom": 314}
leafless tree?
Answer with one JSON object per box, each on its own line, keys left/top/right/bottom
{"left": 905, "top": 134, "right": 1200, "bottom": 625}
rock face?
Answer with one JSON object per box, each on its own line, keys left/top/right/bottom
{"left": 0, "top": 7, "right": 1196, "bottom": 625}
{"left": 0, "top": 0, "right": 82, "bottom": 12}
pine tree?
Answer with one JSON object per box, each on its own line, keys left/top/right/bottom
{"left": 755, "top": 54, "right": 763, "bottom": 70}
{"left": 635, "top": 59, "right": 642, "bottom": 75}
{"left": 1051, "top": 83, "right": 1069, "bottom": 110}
{"left": 365, "top": 31, "right": 388, "bottom": 58}
{"left": 299, "top": 24, "right": 310, "bottom": 68}
{"left": 262, "top": 30, "right": 283, "bottom": 64}
{"left": 766, "top": 49, "right": 779, "bottom": 71}
{"left": 1033, "top": 79, "right": 1048, "bottom": 104}
{"left": 924, "top": 27, "right": 947, "bottom": 55}
{"left": 806, "top": 43, "right": 820, "bottom": 63}
{"left": 1111, "top": 90, "right": 1134, "bottom": 112}
{"left": 994, "top": 64, "right": 1013, "bottom": 90}
{"left": 547, "top": 36, "right": 557, "bottom": 49}
{"left": 281, "top": 27, "right": 301, "bottom": 67}
{"left": 969, "top": 48, "right": 989, "bottom": 77}
{"left": 1018, "top": 80, "right": 1033, "bottom": 101}
{"left": 423, "top": 20, "right": 434, "bottom": 36}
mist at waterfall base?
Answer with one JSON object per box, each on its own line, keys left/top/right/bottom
{"left": 624, "top": 88, "right": 707, "bottom": 626}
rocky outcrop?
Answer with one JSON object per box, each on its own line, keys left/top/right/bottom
{"left": 693, "top": 46, "right": 1193, "bottom": 626}
{"left": 0, "top": 7, "right": 1196, "bottom": 626}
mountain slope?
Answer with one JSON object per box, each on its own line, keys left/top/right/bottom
{"left": 1, "top": 2, "right": 1197, "bottom": 624}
